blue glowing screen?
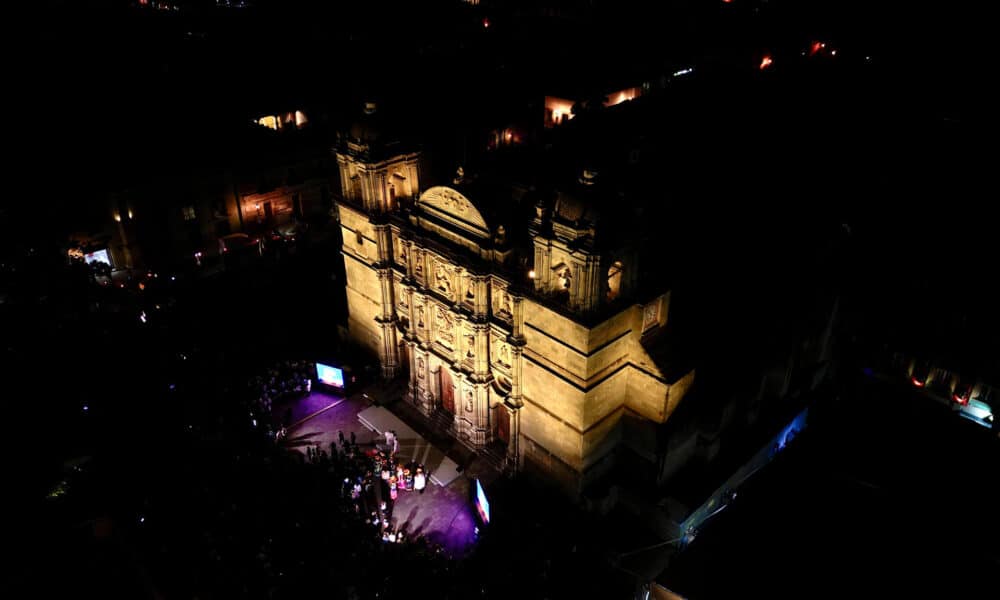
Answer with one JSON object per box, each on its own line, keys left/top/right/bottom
{"left": 475, "top": 479, "right": 490, "bottom": 524}
{"left": 316, "top": 363, "right": 344, "bottom": 388}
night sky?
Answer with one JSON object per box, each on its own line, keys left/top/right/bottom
{"left": 8, "top": 2, "right": 996, "bottom": 598}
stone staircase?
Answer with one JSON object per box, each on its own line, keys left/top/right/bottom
{"left": 385, "top": 396, "right": 507, "bottom": 481}
{"left": 427, "top": 408, "right": 457, "bottom": 437}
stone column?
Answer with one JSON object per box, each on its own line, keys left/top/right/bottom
{"left": 511, "top": 295, "right": 525, "bottom": 340}
{"left": 336, "top": 155, "right": 351, "bottom": 199}
{"left": 404, "top": 286, "right": 416, "bottom": 341}
{"left": 474, "top": 276, "right": 489, "bottom": 317}
{"left": 506, "top": 295, "right": 525, "bottom": 471}
{"left": 359, "top": 167, "right": 374, "bottom": 212}
{"left": 406, "top": 340, "right": 418, "bottom": 401}
{"left": 406, "top": 159, "right": 420, "bottom": 199}
{"left": 374, "top": 222, "right": 392, "bottom": 264}
{"left": 532, "top": 239, "right": 551, "bottom": 292}
{"left": 376, "top": 268, "right": 399, "bottom": 379}
{"left": 586, "top": 255, "right": 601, "bottom": 312}
{"left": 420, "top": 353, "right": 434, "bottom": 414}
{"left": 379, "top": 172, "right": 388, "bottom": 210}
{"left": 427, "top": 300, "right": 438, "bottom": 350}
{"left": 454, "top": 314, "right": 467, "bottom": 365}
{"left": 472, "top": 383, "right": 491, "bottom": 446}
{"left": 429, "top": 363, "right": 441, "bottom": 411}
{"left": 452, "top": 265, "right": 464, "bottom": 307}
{"left": 473, "top": 322, "right": 490, "bottom": 378}
{"left": 504, "top": 401, "right": 521, "bottom": 473}
{"left": 404, "top": 240, "right": 415, "bottom": 279}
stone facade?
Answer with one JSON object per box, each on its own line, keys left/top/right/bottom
{"left": 335, "top": 143, "right": 694, "bottom": 494}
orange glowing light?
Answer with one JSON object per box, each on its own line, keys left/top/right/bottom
{"left": 759, "top": 55, "right": 773, "bottom": 70}
{"left": 528, "top": 270, "right": 536, "bottom": 280}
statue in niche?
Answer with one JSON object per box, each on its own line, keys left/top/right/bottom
{"left": 414, "top": 250, "right": 423, "bottom": 274}
{"left": 466, "top": 335, "right": 475, "bottom": 358}
{"left": 417, "top": 305, "right": 425, "bottom": 328}
{"left": 399, "top": 244, "right": 407, "bottom": 263}
{"left": 465, "top": 389, "right": 474, "bottom": 412}
{"left": 643, "top": 302, "right": 658, "bottom": 328}
{"left": 499, "top": 343, "right": 511, "bottom": 368}
{"left": 417, "top": 357, "right": 425, "bottom": 379}
{"left": 501, "top": 292, "right": 512, "bottom": 316}
{"left": 435, "top": 264, "right": 452, "bottom": 295}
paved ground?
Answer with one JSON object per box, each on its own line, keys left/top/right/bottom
{"left": 280, "top": 390, "right": 479, "bottom": 557}
{"left": 357, "top": 406, "right": 462, "bottom": 486}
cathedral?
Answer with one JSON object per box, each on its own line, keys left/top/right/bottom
{"left": 334, "top": 105, "right": 694, "bottom": 492}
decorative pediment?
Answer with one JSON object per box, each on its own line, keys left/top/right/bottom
{"left": 418, "top": 186, "right": 490, "bottom": 239}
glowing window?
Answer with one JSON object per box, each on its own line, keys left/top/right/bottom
{"left": 257, "top": 115, "right": 278, "bottom": 130}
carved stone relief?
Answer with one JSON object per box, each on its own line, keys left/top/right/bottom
{"left": 492, "top": 334, "right": 512, "bottom": 369}
{"left": 435, "top": 306, "right": 454, "bottom": 346}
{"left": 498, "top": 342, "right": 511, "bottom": 368}
{"left": 643, "top": 301, "right": 659, "bottom": 330}
{"left": 501, "top": 292, "right": 512, "bottom": 316}
{"left": 434, "top": 262, "right": 452, "bottom": 297}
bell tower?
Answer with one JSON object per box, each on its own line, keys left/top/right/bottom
{"left": 335, "top": 102, "right": 421, "bottom": 216}
{"left": 335, "top": 102, "right": 422, "bottom": 379}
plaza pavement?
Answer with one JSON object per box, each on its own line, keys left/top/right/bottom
{"left": 280, "top": 390, "right": 479, "bottom": 556}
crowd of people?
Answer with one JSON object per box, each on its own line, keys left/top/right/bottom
{"left": 249, "top": 359, "right": 314, "bottom": 423}
{"left": 247, "top": 360, "right": 436, "bottom": 550}
{"left": 299, "top": 428, "right": 433, "bottom": 551}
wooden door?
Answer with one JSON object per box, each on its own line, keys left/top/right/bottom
{"left": 441, "top": 369, "right": 455, "bottom": 414}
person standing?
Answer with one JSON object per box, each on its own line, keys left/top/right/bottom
{"left": 414, "top": 467, "right": 426, "bottom": 494}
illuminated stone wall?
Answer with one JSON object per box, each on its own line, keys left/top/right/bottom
{"left": 335, "top": 149, "right": 694, "bottom": 494}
